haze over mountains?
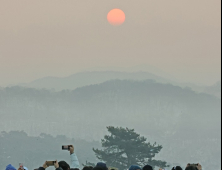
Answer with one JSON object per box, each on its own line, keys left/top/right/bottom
{"left": 1, "top": 79, "right": 220, "bottom": 136}
{"left": 203, "top": 80, "right": 221, "bottom": 98}
{"left": 18, "top": 71, "right": 221, "bottom": 98}
{"left": 20, "top": 71, "right": 173, "bottom": 91}
{"left": 1, "top": 0, "right": 220, "bottom": 169}
{"left": 0, "top": 78, "right": 221, "bottom": 169}
{"left": 1, "top": 68, "right": 221, "bottom": 169}
{"left": 0, "top": 79, "right": 221, "bottom": 168}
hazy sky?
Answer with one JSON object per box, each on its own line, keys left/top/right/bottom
{"left": 0, "top": 0, "right": 221, "bottom": 86}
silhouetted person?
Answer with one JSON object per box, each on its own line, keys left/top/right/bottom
{"left": 6, "top": 164, "right": 17, "bottom": 170}
{"left": 38, "top": 161, "right": 62, "bottom": 170}
{"left": 92, "top": 167, "right": 105, "bottom": 170}
{"left": 58, "top": 161, "right": 70, "bottom": 170}
{"left": 129, "top": 165, "right": 142, "bottom": 170}
{"left": 172, "top": 166, "right": 183, "bottom": 170}
{"left": 94, "top": 162, "right": 108, "bottom": 170}
{"left": 142, "top": 165, "right": 153, "bottom": 170}
{"left": 185, "top": 167, "right": 196, "bottom": 170}
{"left": 185, "top": 163, "right": 202, "bottom": 170}
{"left": 82, "top": 166, "right": 93, "bottom": 170}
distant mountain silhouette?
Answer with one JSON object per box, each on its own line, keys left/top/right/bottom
{"left": 20, "top": 71, "right": 175, "bottom": 91}
{"left": 18, "top": 71, "right": 221, "bottom": 99}
{"left": 84, "top": 64, "right": 179, "bottom": 81}
{"left": 203, "top": 81, "right": 221, "bottom": 98}
{"left": 1, "top": 80, "right": 220, "bottom": 139}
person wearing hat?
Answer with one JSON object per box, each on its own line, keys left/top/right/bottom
{"left": 129, "top": 165, "right": 142, "bottom": 170}
{"left": 94, "top": 162, "right": 108, "bottom": 170}
{"left": 6, "top": 164, "right": 17, "bottom": 170}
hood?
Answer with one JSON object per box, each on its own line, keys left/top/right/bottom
{"left": 6, "top": 164, "right": 17, "bottom": 170}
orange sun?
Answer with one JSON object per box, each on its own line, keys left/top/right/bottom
{"left": 107, "top": 9, "right": 125, "bottom": 26}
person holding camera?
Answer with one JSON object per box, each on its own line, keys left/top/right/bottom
{"left": 39, "top": 160, "right": 63, "bottom": 170}
{"left": 69, "top": 145, "right": 80, "bottom": 169}
{"left": 185, "top": 163, "right": 202, "bottom": 170}
{"left": 39, "top": 160, "right": 71, "bottom": 170}
{"left": 38, "top": 144, "right": 80, "bottom": 170}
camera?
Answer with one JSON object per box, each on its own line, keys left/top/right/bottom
{"left": 62, "top": 145, "right": 71, "bottom": 150}
{"left": 46, "top": 161, "right": 56, "bottom": 166}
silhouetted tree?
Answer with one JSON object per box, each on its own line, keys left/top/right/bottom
{"left": 93, "top": 126, "right": 168, "bottom": 169}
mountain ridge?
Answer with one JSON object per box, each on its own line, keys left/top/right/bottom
{"left": 19, "top": 71, "right": 174, "bottom": 91}
{"left": 17, "top": 71, "right": 221, "bottom": 98}
{"left": 1, "top": 79, "right": 220, "bottom": 140}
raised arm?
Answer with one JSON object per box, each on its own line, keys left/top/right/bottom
{"left": 69, "top": 145, "right": 80, "bottom": 169}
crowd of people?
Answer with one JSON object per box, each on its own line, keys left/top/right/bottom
{"left": 5, "top": 145, "right": 202, "bottom": 170}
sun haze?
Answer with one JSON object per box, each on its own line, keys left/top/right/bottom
{"left": 107, "top": 9, "right": 125, "bottom": 26}
{"left": 0, "top": 1, "right": 220, "bottom": 86}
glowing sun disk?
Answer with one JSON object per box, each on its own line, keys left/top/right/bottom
{"left": 107, "top": 9, "right": 125, "bottom": 26}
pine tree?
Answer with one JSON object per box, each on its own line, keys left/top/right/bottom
{"left": 93, "top": 126, "right": 168, "bottom": 170}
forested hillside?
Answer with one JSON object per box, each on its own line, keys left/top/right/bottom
{"left": 0, "top": 80, "right": 221, "bottom": 169}
{"left": 19, "top": 71, "right": 221, "bottom": 98}
{"left": 0, "top": 80, "right": 220, "bottom": 139}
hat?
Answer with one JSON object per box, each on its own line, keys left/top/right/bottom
{"left": 5, "top": 164, "right": 17, "bottom": 170}
{"left": 96, "top": 162, "right": 108, "bottom": 170}
{"left": 129, "top": 165, "right": 142, "bottom": 170}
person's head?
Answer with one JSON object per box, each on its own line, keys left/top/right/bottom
{"left": 95, "top": 162, "right": 108, "bottom": 170}
{"left": 172, "top": 166, "right": 183, "bottom": 170}
{"left": 88, "top": 166, "right": 93, "bottom": 170}
{"left": 70, "top": 168, "right": 79, "bottom": 170}
{"left": 129, "top": 165, "right": 142, "bottom": 170}
{"left": 59, "top": 161, "right": 70, "bottom": 170}
{"left": 185, "top": 167, "right": 197, "bottom": 170}
{"left": 142, "top": 165, "right": 153, "bottom": 170}
{"left": 6, "top": 164, "right": 17, "bottom": 170}
{"left": 83, "top": 166, "right": 93, "bottom": 170}
{"left": 109, "top": 167, "right": 118, "bottom": 170}
{"left": 185, "top": 163, "right": 202, "bottom": 170}
{"left": 92, "top": 167, "right": 105, "bottom": 170}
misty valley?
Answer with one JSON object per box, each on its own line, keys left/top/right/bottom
{"left": 0, "top": 79, "right": 221, "bottom": 169}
